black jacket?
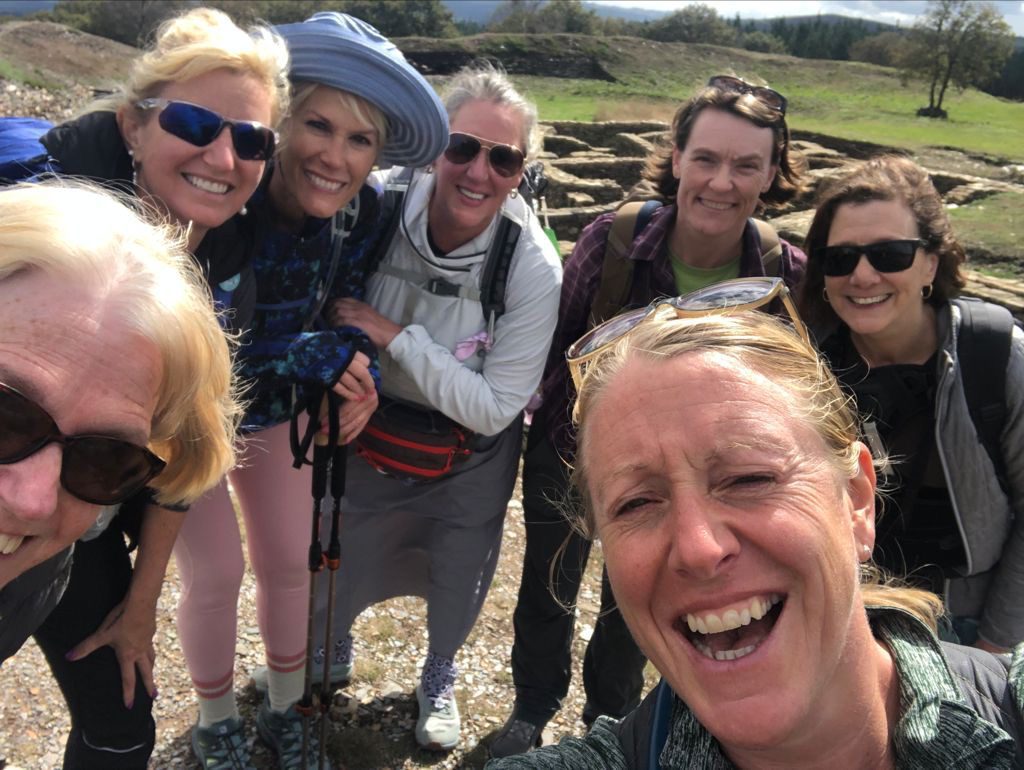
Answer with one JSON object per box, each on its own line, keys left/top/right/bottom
{"left": 40, "top": 111, "right": 257, "bottom": 333}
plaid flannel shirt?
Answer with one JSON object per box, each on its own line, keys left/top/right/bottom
{"left": 534, "top": 203, "right": 806, "bottom": 459}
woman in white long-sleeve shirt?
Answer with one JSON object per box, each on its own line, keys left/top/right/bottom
{"left": 320, "top": 63, "right": 562, "bottom": 752}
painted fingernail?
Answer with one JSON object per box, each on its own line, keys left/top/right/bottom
{"left": 151, "top": 688, "right": 159, "bottom": 700}
{"left": 126, "top": 699, "right": 134, "bottom": 710}
{"left": 65, "top": 651, "right": 77, "bottom": 661}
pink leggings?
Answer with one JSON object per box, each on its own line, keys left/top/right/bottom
{"left": 174, "top": 421, "right": 313, "bottom": 698}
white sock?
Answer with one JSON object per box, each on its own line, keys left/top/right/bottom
{"left": 198, "top": 691, "right": 239, "bottom": 728}
{"left": 267, "top": 666, "right": 305, "bottom": 713}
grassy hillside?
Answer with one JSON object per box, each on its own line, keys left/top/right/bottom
{"left": 404, "top": 34, "right": 1024, "bottom": 162}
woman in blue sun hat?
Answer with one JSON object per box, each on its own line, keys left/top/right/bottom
{"left": 172, "top": 13, "right": 447, "bottom": 770}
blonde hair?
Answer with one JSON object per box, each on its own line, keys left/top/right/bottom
{"left": 277, "top": 81, "right": 389, "bottom": 154}
{"left": 0, "top": 181, "right": 241, "bottom": 505}
{"left": 571, "top": 310, "right": 942, "bottom": 630}
{"left": 94, "top": 7, "right": 290, "bottom": 125}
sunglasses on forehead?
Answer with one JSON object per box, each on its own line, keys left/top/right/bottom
{"left": 0, "top": 383, "right": 166, "bottom": 506}
{"left": 135, "top": 99, "right": 277, "bottom": 162}
{"left": 815, "top": 239, "right": 925, "bottom": 277}
{"left": 707, "top": 75, "right": 788, "bottom": 116}
{"left": 566, "top": 277, "right": 809, "bottom": 392}
{"left": 444, "top": 132, "right": 526, "bottom": 178}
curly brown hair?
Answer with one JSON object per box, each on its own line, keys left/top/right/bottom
{"left": 633, "top": 83, "right": 807, "bottom": 209}
{"left": 798, "top": 155, "right": 967, "bottom": 328}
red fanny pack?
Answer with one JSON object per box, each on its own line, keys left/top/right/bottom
{"left": 356, "top": 398, "right": 474, "bottom": 484}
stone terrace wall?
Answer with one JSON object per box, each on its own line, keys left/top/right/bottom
{"left": 537, "top": 120, "right": 1024, "bottom": 316}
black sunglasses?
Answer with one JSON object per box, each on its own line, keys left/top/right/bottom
{"left": 444, "top": 132, "right": 525, "bottom": 178}
{"left": 136, "top": 99, "right": 277, "bottom": 162}
{"left": 816, "top": 239, "right": 925, "bottom": 277}
{"left": 707, "top": 75, "right": 787, "bottom": 116}
{"left": 0, "top": 383, "right": 166, "bottom": 506}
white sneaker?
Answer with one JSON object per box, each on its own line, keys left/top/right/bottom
{"left": 414, "top": 684, "right": 460, "bottom": 751}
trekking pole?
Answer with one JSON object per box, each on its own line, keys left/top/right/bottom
{"left": 318, "top": 391, "right": 345, "bottom": 769}
{"left": 299, "top": 395, "right": 333, "bottom": 767}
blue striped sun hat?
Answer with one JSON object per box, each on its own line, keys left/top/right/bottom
{"left": 275, "top": 12, "right": 449, "bottom": 168}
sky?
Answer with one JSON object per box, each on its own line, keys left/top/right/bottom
{"left": 591, "top": 0, "right": 1024, "bottom": 36}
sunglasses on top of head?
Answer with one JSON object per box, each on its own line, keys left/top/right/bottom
{"left": 0, "top": 383, "right": 166, "bottom": 506}
{"left": 566, "top": 277, "right": 809, "bottom": 392}
{"left": 443, "top": 132, "right": 526, "bottom": 178}
{"left": 815, "top": 239, "right": 925, "bottom": 277}
{"left": 707, "top": 75, "right": 788, "bottom": 116}
{"left": 135, "top": 98, "right": 277, "bottom": 162}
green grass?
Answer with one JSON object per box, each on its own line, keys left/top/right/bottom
{"left": 948, "top": 192, "right": 1024, "bottom": 273}
{"left": 432, "top": 34, "right": 1024, "bottom": 162}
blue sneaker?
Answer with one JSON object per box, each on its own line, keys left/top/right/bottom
{"left": 191, "top": 716, "right": 255, "bottom": 770}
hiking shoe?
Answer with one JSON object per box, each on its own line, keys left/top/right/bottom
{"left": 191, "top": 716, "right": 255, "bottom": 770}
{"left": 489, "top": 708, "right": 545, "bottom": 758}
{"left": 415, "top": 684, "right": 460, "bottom": 751}
{"left": 250, "top": 660, "right": 353, "bottom": 695}
{"left": 256, "top": 696, "right": 331, "bottom": 770}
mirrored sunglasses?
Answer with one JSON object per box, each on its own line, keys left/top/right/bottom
{"left": 707, "top": 75, "right": 788, "bottom": 116}
{"left": 566, "top": 277, "right": 809, "bottom": 391}
{"left": 444, "top": 132, "right": 526, "bottom": 178}
{"left": 816, "top": 239, "right": 924, "bottom": 277}
{"left": 135, "top": 99, "right": 277, "bottom": 162}
{"left": 0, "top": 383, "right": 166, "bottom": 506}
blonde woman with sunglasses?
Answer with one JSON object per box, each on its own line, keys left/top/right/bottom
{"left": 488, "top": 307, "right": 1024, "bottom": 770}
{"left": 5, "top": 11, "right": 289, "bottom": 770}
{"left": 169, "top": 12, "right": 448, "bottom": 769}
{"left": 799, "top": 155, "right": 1024, "bottom": 655}
{"left": 492, "top": 75, "right": 808, "bottom": 757}
{"left": 314, "top": 62, "right": 562, "bottom": 752}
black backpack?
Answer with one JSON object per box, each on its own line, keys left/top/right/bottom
{"left": 953, "top": 297, "right": 1017, "bottom": 495}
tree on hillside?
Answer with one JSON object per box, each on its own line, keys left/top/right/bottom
{"left": 44, "top": 0, "right": 457, "bottom": 43}
{"left": 741, "top": 30, "right": 787, "bottom": 54}
{"left": 642, "top": 3, "right": 737, "bottom": 46}
{"left": 904, "top": 0, "right": 1014, "bottom": 117}
{"left": 849, "top": 31, "right": 907, "bottom": 67}
{"left": 47, "top": 0, "right": 187, "bottom": 46}
{"left": 487, "top": 0, "right": 597, "bottom": 35}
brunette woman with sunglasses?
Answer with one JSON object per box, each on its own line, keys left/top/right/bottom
{"left": 307, "top": 62, "right": 561, "bottom": 752}
{"left": 170, "top": 13, "right": 448, "bottom": 769}
{"left": 4, "top": 10, "right": 289, "bottom": 770}
{"left": 799, "top": 155, "right": 1024, "bottom": 655}
{"left": 492, "top": 75, "right": 809, "bottom": 757}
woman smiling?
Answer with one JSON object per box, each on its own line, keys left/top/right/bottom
{"left": 799, "top": 156, "right": 1024, "bottom": 655}
{"left": 488, "top": 299, "right": 1024, "bottom": 769}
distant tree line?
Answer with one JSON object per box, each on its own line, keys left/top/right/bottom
{"left": 29, "top": 0, "right": 1021, "bottom": 104}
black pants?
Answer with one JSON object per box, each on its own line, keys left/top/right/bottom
{"left": 510, "top": 424, "right": 647, "bottom": 725}
{"left": 33, "top": 523, "right": 155, "bottom": 769}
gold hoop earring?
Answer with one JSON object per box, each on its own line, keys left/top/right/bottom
{"left": 922, "top": 284, "right": 933, "bottom": 300}
{"left": 822, "top": 287, "right": 831, "bottom": 304}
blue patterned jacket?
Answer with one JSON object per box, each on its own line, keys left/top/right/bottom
{"left": 238, "top": 168, "right": 384, "bottom": 432}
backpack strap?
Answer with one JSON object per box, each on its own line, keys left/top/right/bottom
{"left": 589, "top": 199, "right": 662, "bottom": 327}
{"left": 369, "top": 166, "right": 415, "bottom": 272}
{"left": 480, "top": 214, "right": 520, "bottom": 328}
{"left": 953, "top": 297, "right": 1013, "bottom": 495}
{"left": 753, "top": 218, "right": 783, "bottom": 276}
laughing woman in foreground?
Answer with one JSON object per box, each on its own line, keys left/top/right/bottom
{"left": 487, "top": 305, "right": 1024, "bottom": 769}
